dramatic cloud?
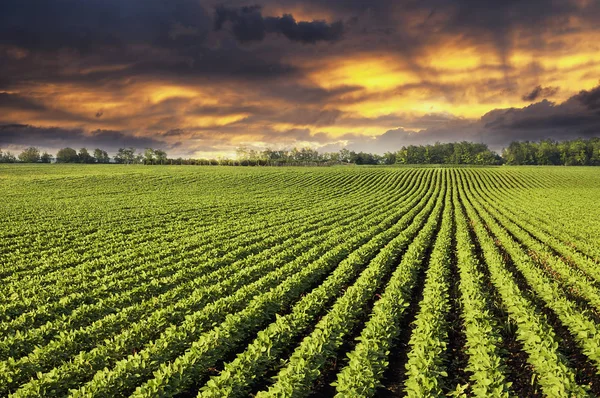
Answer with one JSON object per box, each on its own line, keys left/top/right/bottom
{"left": 0, "top": 124, "right": 167, "bottom": 153}
{"left": 574, "top": 84, "right": 600, "bottom": 112}
{"left": 522, "top": 86, "right": 559, "bottom": 102}
{"left": 0, "top": 92, "right": 45, "bottom": 111}
{"left": 214, "top": 5, "right": 344, "bottom": 43}
{"left": 343, "top": 85, "right": 600, "bottom": 154}
{"left": 0, "top": 0, "right": 599, "bottom": 157}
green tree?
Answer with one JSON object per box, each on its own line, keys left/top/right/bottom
{"left": 78, "top": 148, "right": 94, "bottom": 163}
{"left": 114, "top": 147, "right": 136, "bottom": 164}
{"left": 590, "top": 138, "right": 600, "bottom": 166}
{"left": 154, "top": 149, "right": 167, "bottom": 165}
{"left": 40, "top": 152, "right": 52, "bottom": 163}
{"left": 18, "top": 147, "right": 41, "bottom": 163}
{"left": 144, "top": 148, "right": 156, "bottom": 165}
{"left": 569, "top": 139, "right": 589, "bottom": 165}
{"left": 93, "top": 148, "right": 110, "bottom": 163}
{"left": 339, "top": 148, "right": 352, "bottom": 163}
{"left": 236, "top": 146, "right": 249, "bottom": 162}
{"left": 502, "top": 141, "right": 534, "bottom": 165}
{"left": 0, "top": 149, "right": 17, "bottom": 163}
{"left": 56, "top": 147, "right": 79, "bottom": 163}
{"left": 536, "top": 139, "right": 560, "bottom": 165}
{"left": 382, "top": 151, "right": 396, "bottom": 165}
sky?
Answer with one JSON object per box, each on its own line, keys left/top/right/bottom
{"left": 1, "top": 0, "right": 600, "bottom": 158}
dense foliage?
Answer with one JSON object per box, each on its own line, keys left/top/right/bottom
{"left": 3, "top": 138, "right": 600, "bottom": 165}
{"left": 1, "top": 165, "right": 600, "bottom": 397}
{"left": 502, "top": 138, "right": 600, "bottom": 165}
{"left": 394, "top": 141, "right": 503, "bottom": 165}
{"left": 16, "top": 147, "right": 41, "bottom": 163}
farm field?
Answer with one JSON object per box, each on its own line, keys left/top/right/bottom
{"left": 1, "top": 164, "right": 600, "bottom": 397}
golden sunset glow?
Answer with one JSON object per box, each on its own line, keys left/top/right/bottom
{"left": 1, "top": 0, "right": 599, "bottom": 156}
{"left": 145, "top": 86, "right": 202, "bottom": 104}
{"left": 309, "top": 56, "right": 419, "bottom": 91}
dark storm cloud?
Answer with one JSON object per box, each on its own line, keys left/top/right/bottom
{"left": 235, "top": 108, "right": 343, "bottom": 127}
{"left": 0, "top": 92, "right": 46, "bottom": 111}
{"left": 0, "top": 0, "right": 210, "bottom": 53}
{"left": 0, "top": 0, "right": 599, "bottom": 156}
{"left": 343, "top": 85, "right": 600, "bottom": 154}
{"left": 0, "top": 92, "right": 95, "bottom": 125}
{"left": 0, "top": 0, "right": 596, "bottom": 90}
{"left": 340, "top": 112, "right": 460, "bottom": 130}
{"left": 162, "top": 129, "right": 186, "bottom": 137}
{"left": 1, "top": 0, "right": 598, "bottom": 85}
{"left": 214, "top": 5, "right": 344, "bottom": 43}
{"left": 522, "top": 86, "right": 559, "bottom": 102}
{"left": 415, "top": 0, "right": 591, "bottom": 58}
{"left": 0, "top": 124, "right": 167, "bottom": 152}
{"left": 574, "top": 84, "right": 600, "bottom": 112}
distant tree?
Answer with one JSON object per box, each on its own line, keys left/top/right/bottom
{"left": 502, "top": 138, "right": 600, "bottom": 165}
{"left": 114, "top": 147, "right": 136, "bottom": 164}
{"left": 536, "top": 139, "right": 561, "bottom": 165}
{"left": 323, "top": 151, "right": 340, "bottom": 163}
{"left": 144, "top": 148, "right": 155, "bottom": 165}
{"left": 236, "top": 146, "right": 249, "bottom": 161}
{"left": 432, "top": 142, "right": 453, "bottom": 163}
{"left": 93, "top": 148, "right": 110, "bottom": 163}
{"left": 475, "top": 150, "right": 503, "bottom": 165}
{"left": 503, "top": 141, "right": 537, "bottom": 165}
{"left": 396, "top": 142, "right": 500, "bottom": 165}
{"left": 0, "top": 149, "right": 17, "bottom": 163}
{"left": 56, "top": 147, "right": 79, "bottom": 163}
{"left": 354, "top": 152, "right": 380, "bottom": 165}
{"left": 248, "top": 149, "right": 260, "bottom": 162}
{"left": 154, "top": 149, "right": 167, "bottom": 165}
{"left": 382, "top": 151, "right": 396, "bottom": 165}
{"left": 40, "top": 152, "right": 52, "bottom": 163}
{"left": 568, "top": 139, "right": 589, "bottom": 165}
{"left": 18, "top": 147, "right": 41, "bottom": 163}
{"left": 590, "top": 138, "right": 600, "bottom": 166}
{"left": 339, "top": 148, "right": 353, "bottom": 163}
{"left": 397, "top": 145, "right": 426, "bottom": 164}
{"left": 78, "top": 148, "right": 94, "bottom": 163}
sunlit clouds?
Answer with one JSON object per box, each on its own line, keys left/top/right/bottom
{"left": 1, "top": 0, "right": 599, "bottom": 157}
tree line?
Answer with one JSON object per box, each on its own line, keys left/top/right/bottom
{"left": 0, "top": 147, "right": 166, "bottom": 165}
{"left": 232, "top": 142, "right": 505, "bottom": 165}
{"left": 1, "top": 138, "right": 599, "bottom": 165}
{"left": 502, "top": 138, "right": 600, "bottom": 165}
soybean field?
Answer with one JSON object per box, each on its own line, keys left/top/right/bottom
{"left": 1, "top": 164, "right": 600, "bottom": 397}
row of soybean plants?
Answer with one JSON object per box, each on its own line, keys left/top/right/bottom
{"left": 66, "top": 170, "right": 436, "bottom": 398}
{"left": 470, "top": 169, "right": 600, "bottom": 291}
{"left": 476, "top": 168, "right": 600, "bottom": 266}
{"left": 0, "top": 169, "right": 390, "bottom": 335}
{"left": 0, "top": 179, "right": 391, "bottom": 368}
{"left": 331, "top": 170, "right": 448, "bottom": 397}
{"left": 2, "top": 167, "right": 389, "bottom": 317}
{"left": 1, "top": 169, "right": 390, "bottom": 384}
{"left": 200, "top": 170, "right": 443, "bottom": 398}
{"left": 0, "top": 168, "right": 356, "bottom": 284}
{"left": 202, "top": 169, "right": 504, "bottom": 398}
{"left": 463, "top": 171, "right": 600, "bottom": 375}
{"left": 482, "top": 167, "right": 600, "bottom": 261}
{"left": 331, "top": 169, "right": 508, "bottom": 398}
{"left": 3, "top": 169, "right": 429, "bottom": 396}
{"left": 455, "top": 169, "right": 594, "bottom": 397}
